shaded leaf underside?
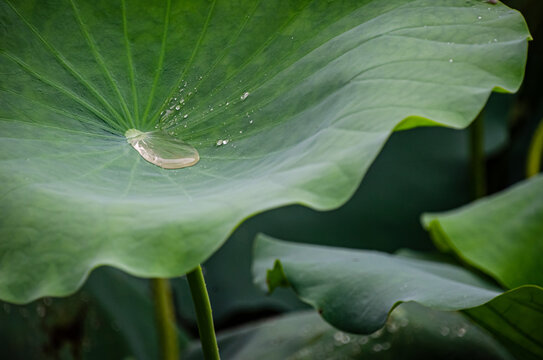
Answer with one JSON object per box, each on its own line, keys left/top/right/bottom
{"left": 0, "top": 0, "right": 530, "bottom": 302}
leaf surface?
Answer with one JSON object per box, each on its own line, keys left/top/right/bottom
{"left": 423, "top": 175, "right": 543, "bottom": 289}
{"left": 0, "top": 0, "right": 530, "bottom": 302}
{"left": 184, "top": 305, "right": 514, "bottom": 360}
{"left": 252, "top": 234, "right": 543, "bottom": 359}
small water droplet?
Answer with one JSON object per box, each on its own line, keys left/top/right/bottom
{"left": 216, "top": 140, "right": 223, "bottom": 146}
{"left": 357, "top": 336, "right": 368, "bottom": 345}
{"left": 222, "top": 139, "right": 229, "bottom": 145}
{"left": 440, "top": 326, "right": 450, "bottom": 336}
{"left": 183, "top": 114, "right": 188, "bottom": 119}
{"left": 372, "top": 344, "right": 383, "bottom": 352}
{"left": 477, "top": 16, "right": 482, "bottom": 20}
{"left": 241, "top": 91, "right": 250, "bottom": 100}
{"left": 36, "top": 304, "right": 46, "bottom": 318}
{"left": 175, "top": 105, "right": 181, "bottom": 110}
{"left": 381, "top": 342, "right": 391, "bottom": 351}
{"left": 249, "top": 120, "right": 253, "bottom": 124}
{"left": 239, "top": 130, "right": 243, "bottom": 134}
{"left": 125, "top": 129, "right": 199, "bottom": 169}
{"left": 456, "top": 327, "right": 467, "bottom": 337}
{"left": 449, "top": 58, "right": 454, "bottom": 63}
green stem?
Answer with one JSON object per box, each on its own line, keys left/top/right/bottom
{"left": 151, "top": 278, "right": 180, "bottom": 360}
{"left": 470, "top": 113, "right": 486, "bottom": 199}
{"left": 186, "top": 265, "right": 220, "bottom": 360}
{"left": 527, "top": 118, "right": 543, "bottom": 178}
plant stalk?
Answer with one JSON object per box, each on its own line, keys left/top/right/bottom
{"left": 470, "top": 113, "right": 486, "bottom": 199}
{"left": 186, "top": 265, "right": 220, "bottom": 360}
{"left": 527, "top": 118, "right": 543, "bottom": 178}
{"left": 151, "top": 278, "right": 180, "bottom": 360}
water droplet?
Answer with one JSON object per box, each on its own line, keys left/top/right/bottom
{"left": 440, "top": 326, "right": 450, "bottom": 336}
{"left": 357, "top": 336, "right": 368, "bottom": 345}
{"left": 222, "top": 139, "right": 229, "bottom": 145}
{"left": 449, "top": 58, "right": 454, "bottom": 63}
{"left": 226, "top": 102, "right": 230, "bottom": 106}
{"left": 477, "top": 16, "right": 482, "bottom": 20}
{"left": 216, "top": 140, "right": 223, "bottom": 146}
{"left": 239, "top": 130, "right": 243, "bottom": 134}
{"left": 333, "top": 331, "right": 351, "bottom": 345}
{"left": 249, "top": 120, "right": 253, "bottom": 124}
{"left": 456, "top": 327, "right": 467, "bottom": 337}
{"left": 386, "top": 322, "right": 399, "bottom": 333}
{"left": 183, "top": 114, "right": 188, "bottom": 119}
{"left": 125, "top": 129, "right": 199, "bottom": 169}
{"left": 36, "top": 304, "right": 46, "bottom": 317}
{"left": 210, "top": 107, "right": 214, "bottom": 111}
{"left": 381, "top": 342, "right": 391, "bottom": 351}
{"left": 370, "top": 328, "right": 384, "bottom": 339}
{"left": 241, "top": 91, "right": 250, "bottom": 100}
{"left": 372, "top": 344, "right": 383, "bottom": 352}
{"left": 175, "top": 105, "right": 181, "bottom": 110}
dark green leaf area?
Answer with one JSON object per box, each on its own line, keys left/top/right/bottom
{"left": 184, "top": 305, "right": 514, "bottom": 360}
{"left": 253, "top": 235, "right": 505, "bottom": 334}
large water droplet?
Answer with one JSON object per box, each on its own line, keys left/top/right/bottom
{"left": 125, "top": 129, "right": 199, "bottom": 169}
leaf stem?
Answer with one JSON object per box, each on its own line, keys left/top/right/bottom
{"left": 151, "top": 278, "right": 180, "bottom": 360}
{"left": 186, "top": 265, "right": 220, "bottom": 360}
{"left": 527, "top": 118, "right": 543, "bottom": 178}
{"left": 469, "top": 112, "right": 486, "bottom": 199}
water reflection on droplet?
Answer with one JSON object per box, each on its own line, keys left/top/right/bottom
{"left": 125, "top": 129, "right": 199, "bottom": 170}
{"left": 241, "top": 91, "right": 250, "bottom": 100}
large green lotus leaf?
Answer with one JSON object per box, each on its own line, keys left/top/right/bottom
{"left": 0, "top": 0, "right": 530, "bottom": 303}
{"left": 184, "top": 305, "right": 514, "bottom": 360}
{"left": 423, "top": 175, "right": 543, "bottom": 289}
{"left": 252, "top": 234, "right": 543, "bottom": 354}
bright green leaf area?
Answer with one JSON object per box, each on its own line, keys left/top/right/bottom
{"left": 423, "top": 174, "right": 543, "bottom": 289}
{"left": 0, "top": 0, "right": 530, "bottom": 303}
{"left": 185, "top": 304, "right": 514, "bottom": 360}
{"left": 252, "top": 235, "right": 543, "bottom": 357}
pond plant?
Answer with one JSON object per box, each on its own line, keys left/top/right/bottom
{"left": 0, "top": 0, "right": 540, "bottom": 359}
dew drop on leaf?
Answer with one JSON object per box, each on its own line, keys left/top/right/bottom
{"left": 125, "top": 129, "right": 199, "bottom": 169}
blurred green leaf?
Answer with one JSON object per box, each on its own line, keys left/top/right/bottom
{"left": 0, "top": 0, "right": 530, "bottom": 303}
{"left": 184, "top": 304, "right": 514, "bottom": 360}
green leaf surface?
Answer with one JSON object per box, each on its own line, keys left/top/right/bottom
{"left": 423, "top": 175, "right": 543, "bottom": 289}
{"left": 0, "top": 0, "right": 530, "bottom": 303}
{"left": 184, "top": 305, "right": 514, "bottom": 360}
{"left": 252, "top": 234, "right": 543, "bottom": 353}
